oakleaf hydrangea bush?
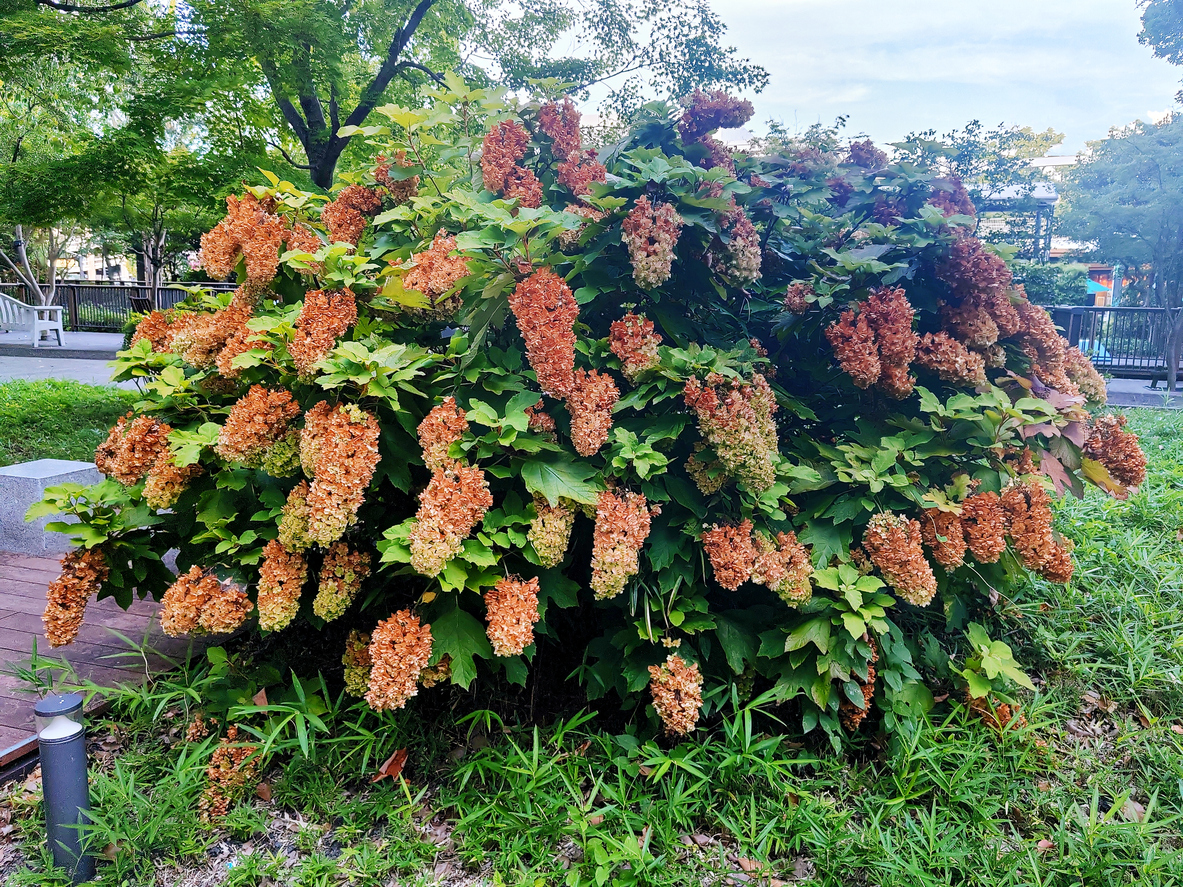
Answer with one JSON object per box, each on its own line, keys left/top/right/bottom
{"left": 33, "top": 75, "right": 1146, "bottom": 743}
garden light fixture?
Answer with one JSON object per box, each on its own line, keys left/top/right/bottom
{"left": 34, "top": 693, "right": 94, "bottom": 884}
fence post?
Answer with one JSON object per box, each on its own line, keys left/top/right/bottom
{"left": 64, "top": 286, "right": 78, "bottom": 332}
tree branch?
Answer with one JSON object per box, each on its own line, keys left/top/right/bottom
{"left": 392, "top": 60, "right": 445, "bottom": 85}
{"left": 34, "top": 0, "right": 143, "bottom": 11}
{"left": 342, "top": 0, "right": 439, "bottom": 130}
{"left": 258, "top": 57, "right": 310, "bottom": 147}
{"left": 268, "top": 141, "right": 312, "bottom": 170}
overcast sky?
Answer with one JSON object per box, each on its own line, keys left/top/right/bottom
{"left": 712, "top": 0, "right": 1182, "bottom": 153}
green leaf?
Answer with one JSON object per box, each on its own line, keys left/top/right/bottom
{"left": 963, "top": 670, "right": 992, "bottom": 699}
{"left": 784, "top": 617, "right": 831, "bottom": 655}
{"left": 714, "top": 614, "right": 757, "bottom": 674}
{"left": 520, "top": 456, "right": 601, "bottom": 506}
{"left": 430, "top": 601, "right": 493, "bottom": 689}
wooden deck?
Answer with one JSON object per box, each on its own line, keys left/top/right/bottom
{"left": 0, "top": 552, "right": 189, "bottom": 765}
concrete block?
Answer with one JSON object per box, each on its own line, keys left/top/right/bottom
{"left": 0, "top": 459, "right": 101, "bottom": 555}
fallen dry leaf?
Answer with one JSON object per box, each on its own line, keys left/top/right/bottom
{"left": 256, "top": 782, "right": 272, "bottom": 802}
{"left": 1136, "top": 712, "right": 1150, "bottom": 729}
{"left": 252, "top": 688, "right": 268, "bottom": 707}
{"left": 371, "top": 748, "right": 409, "bottom": 783}
{"left": 1171, "top": 724, "right": 1183, "bottom": 735}
{"left": 1036, "top": 839, "right": 1055, "bottom": 853}
{"left": 737, "top": 857, "right": 764, "bottom": 873}
{"left": 587, "top": 814, "right": 604, "bottom": 825}
{"left": 1121, "top": 798, "right": 1146, "bottom": 822}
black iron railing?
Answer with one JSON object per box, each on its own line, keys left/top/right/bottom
{"left": 1050, "top": 306, "right": 1178, "bottom": 379}
{"left": 0, "top": 281, "right": 236, "bottom": 332}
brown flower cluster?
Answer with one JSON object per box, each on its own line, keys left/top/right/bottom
{"left": 1013, "top": 300, "right": 1076, "bottom": 394}
{"left": 846, "top": 139, "right": 888, "bottom": 169}
{"left": 508, "top": 267, "right": 580, "bottom": 398}
{"left": 43, "top": 547, "right": 109, "bottom": 647}
{"left": 312, "top": 542, "right": 371, "bottom": 622}
{"left": 1084, "top": 414, "right": 1147, "bottom": 490}
{"left": 263, "top": 435, "right": 300, "bottom": 478}
{"left": 215, "top": 386, "right": 302, "bottom": 466}
{"left": 199, "top": 194, "right": 287, "bottom": 285}
{"left": 825, "top": 287, "right": 919, "bottom": 398}
{"left": 609, "top": 313, "right": 663, "bottom": 384}
{"left": 171, "top": 302, "right": 254, "bottom": 369}
{"left": 539, "top": 97, "right": 583, "bottom": 158}
{"left": 375, "top": 151, "right": 420, "bottom": 204}
{"left": 683, "top": 372, "right": 779, "bottom": 493}
{"left": 419, "top": 654, "right": 452, "bottom": 688}
{"left": 862, "top": 513, "right": 937, "bottom": 606}
{"left": 484, "top": 575, "right": 540, "bottom": 657}
{"left": 301, "top": 403, "right": 381, "bottom": 546}
{"left": 161, "top": 567, "right": 253, "bottom": 637}
{"left": 321, "top": 185, "right": 382, "bottom": 246}
{"left": 919, "top": 509, "right": 967, "bottom": 569}
{"left": 143, "top": 451, "right": 202, "bottom": 510}
{"left": 185, "top": 714, "right": 211, "bottom": 743}
{"left": 131, "top": 310, "right": 184, "bottom": 353}
{"left": 928, "top": 177, "right": 976, "bottom": 217}
{"left": 568, "top": 368, "right": 619, "bottom": 456}
{"left": 365, "top": 610, "right": 433, "bottom": 711}
{"left": 418, "top": 397, "right": 469, "bottom": 471}
{"left": 481, "top": 120, "right": 541, "bottom": 207}
{"left": 528, "top": 496, "right": 577, "bottom": 568}
{"left": 701, "top": 520, "right": 757, "bottom": 590}
{"left": 214, "top": 315, "right": 268, "bottom": 379}
{"left": 591, "top": 490, "right": 655, "bottom": 599}
{"left": 839, "top": 641, "right": 879, "bottom": 731}
{"left": 289, "top": 289, "right": 358, "bottom": 375}
{"left": 96, "top": 414, "right": 171, "bottom": 486}
{"left": 678, "top": 89, "right": 754, "bottom": 142}
{"left": 935, "top": 237, "right": 1019, "bottom": 351}
{"left": 1001, "top": 481, "right": 1073, "bottom": 583}
{"left": 648, "top": 654, "right": 703, "bottom": 736}
{"left": 960, "top": 491, "right": 1007, "bottom": 563}
{"left": 751, "top": 531, "right": 814, "bottom": 606}
{"left": 715, "top": 206, "right": 762, "bottom": 285}
{"left": 1064, "top": 346, "right": 1107, "bottom": 405}
{"left": 409, "top": 462, "right": 493, "bottom": 576}
{"left": 256, "top": 540, "right": 308, "bottom": 632}
{"left": 199, "top": 725, "right": 257, "bottom": 821}
{"left": 558, "top": 151, "right": 607, "bottom": 196}
{"left": 525, "top": 399, "right": 557, "bottom": 435}
{"left": 916, "top": 331, "right": 988, "bottom": 387}
{"left": 558, "top": 203, "right": 607, "bottom": 249}
{"left": 621, "top": 196, "right": 684, "bottom": 290}
{"left": 685, "top": 444, "right": 727, "bottom": 494}
{"left": 342, "top": 630, "right": 372, "bottom": 697}
{"left": 784, "top": 282, "right": 814, "bottom": 314}
{"left": 278, "top": 481, "right": 313, "bottom": 552}
{"left": 403, "top": 234, "right": 471, "bottom": 315}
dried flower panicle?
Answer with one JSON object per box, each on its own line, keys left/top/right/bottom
{"left": 846, "top": 139, "right": 888, "bottom": 169}
{"left": 161, "top": 567, "right": 253, "bottom": 637}
{"left": 484, "top": 575, "right": 541, "bottom": 657}
{"left": 751, "top": 531, "right": 813, "bottom": 606}
{"left": 701, "top": 520, "right": 758, "bottom": 590}
{"left": 1064, "top": 346, "right": 1107, "bottom": 405}
{"left": 144, "top": 450, "right": 202, "bottom": 510}
{"left": 375, "top": 151, "right": 420, "bottom": 204}
{"left": 301, "top": 403, "right": 382, "bottom": 546}
{"left": 678, "top": 89, "right": 754, "bottom": 143}
{"left": 683, "top": 372, "right": 779, "bottom": 493}
{"left": 278, "top": 481, "right": 313, "bottom": 552}
{"left": 418, "top": 654, "right": 452, "bottom": 688}
{"left": 365, "top": 610, "right": 433, "bottom": 711}
{"left": 609, "top": 313, "right": 663, "bottom": 384}
{"left": 919, "top": 509, "right": 967, "bottom": 569}
{"left": 482, "top": 120, "right": 531, "bottom": 193}
{"left": 557, "top": 151, "right": 607, "bottom": 196}
{"left": 418, "top": 397, "right": 469, "bottom": 471}
{"left": 591, "top": 490, "right": 655, "bottom": 599}
{"left": 43, "top": 548, "right": 109, "bottom": 647}
{"left": 559, "top": 203, "right": 607, "bottom": 249}
{"left": 403, "top": 234, "right": 471, "bottom": 316}
{"left": 862, "top": 513, "right": 937, "bottom": 606}
{"left": 170, "top": 301, "right": 254, "bottom": 369}
{"left": 839, "top": 640, "right": 879, "bottom": 731}
{"left": 321, "top": 185, "right": 382, "bottom": 246}
{"left": 686, "top": 443, "right": 728, "bottom": 495}
{"left": 256, "top": 540, "right": 308, "bottom": 632}
{"left": 528, "top": 496, "right": 577, "bottom": 568}
{"left": 96, "top": 414, "right": 172, "bottom": 486}
{"left": 648, "top": 654, "right": 703, "bottom": 736}
{"left": 568, "top": 368, "right": 619, "bottom": 456}
{"left": 289, "top": 289, "right": 358, "bottom": 376}
{"left": 621, "top": 196, "right": 684, "bottom": 290}
{"left": 409, "top": 462, "right": 493, "bottom": 576}
{"left": 1083, "top": 414, "right": 1146, "bottom": 490}
{"left": 312, "top": 542, "right": 371, "bottom": 622}
{"left": 1013, "top": 300, "right": 1077, "bottom": 394}
{"left": 525, "top": 399, "right": 557, "bottom": 435}
{"left": 826, "top": 287, "right": 919, "bottom": 398}
{"left": 342, "top": 630, "right": 372, "bottom": 697}
{"left": 200, "top": 194, "right": 287, "bottom": 285}
{"left": 928, "top": 177, "right": 976, "bottom": 218}
{"left": 508, "top": 267, "right": 580, "bottom": 398}
{"left": 916, "top": 331, "right": 988, "bottom": 387}
{"left": 715, "top": 206, "right": 762, "bottom": 285}
{"left": 1001, "top": 480, "right": 1073, "bottom": 582}
{"left": 825, "top": 308, "right": 879, "bottom": 388}
{"left": 131, "top": 310, "right": 180, "bottom": 353}
{"left": 784, "top": 282, "right": 814, "bottom": 314}
{"left": 199, "top": 725, "right": 257, "bottom": 821}
{"left": 215, "top": 386, "right": 302, "bottom": 466}
{"left": 960, "top": 491, "right": 1007, "bottom": 563}
{"left": 185, "top": 714, "right": 211, "bottom": 743}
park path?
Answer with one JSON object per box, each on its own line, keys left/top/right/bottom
{"left": 0, "top": 551, "right": 190, "bottom": 766}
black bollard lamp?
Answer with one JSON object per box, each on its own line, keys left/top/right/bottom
{"left": 34, "top": 693, "right": 95, "bottom": 884}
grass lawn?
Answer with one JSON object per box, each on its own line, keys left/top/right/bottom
{"left": 0, "top": 379, "right": 136, "bottom": 467}
{"left": 3, "top": 409, "right": 1183, "bottom": 886}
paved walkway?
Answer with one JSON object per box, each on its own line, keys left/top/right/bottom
{"left": 0, "top": 552, "right": 188, "bottom": 766}
{"left": 1106, "top": 378, "right": 1183, "bottom": 409}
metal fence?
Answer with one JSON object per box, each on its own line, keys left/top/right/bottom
{"left": 1050, "top": 305, "right": 1177, "bottom": 379}
{"left": 0, "top": 281, "right": 237, "bottom": 332}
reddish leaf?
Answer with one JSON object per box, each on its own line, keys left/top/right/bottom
{"left": 1038, "top": 450, "right": 1073, "bottom": 496}
{"left": 371, "top": 748, "right": 409, "bottom": 783}
{"left": 252, "top": 688, "right": 268, "bottom": 707}
{"left": 1036, "top": 839, "right": 1055, "bottom": 853}
{"left": 256, "top": 782, "right": 272, "bottom": 802}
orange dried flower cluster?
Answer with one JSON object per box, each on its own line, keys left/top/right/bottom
{"left": 846, "top": 139, "right": 888, "bottom": 168}
{"left": 214, "top": 317, "right": 267, "bottom": 379}
{"left": 609, "top": 314, "right": 663, "bottom": 384}
{"left": 301, "top": 403, "right": 381, "bottom": 545}
{"left": 130, "top": 310, "right": 176, "bottom": 352}
{"left": 678, "top": 89, "right": 754, "bottom": 143}
{"left": 621, "top": 196, "right": 684, "bottom": 290}
{"left": 171, "top": 303, "right": 254, "bottom": 369}
{"left": 558, "top": 203, "right": 607, "bottom": 249}
{"left": 312, "top": 542, "right": 371, "bottom": 622}
{"left": 784, "top": 282, "right": 814, "bottom": 314}
{"left": 484, "top": 575, "right": 540, "bottom": 657}
{"left": 1013, "top": 300, "right": 1076, "bottom": 394}
{"left": 321, "top": 185, "right": 382, "bottom": 246}
{"left": 568, "top": 368, "right": 619, "bottom": 456}
{"left": 683, "top": 372, "right": 779, "bottom": 492}
{"left": 365, "top": 609, "right": 433, "bottom": 711}
{"left": 185, "top": 714, "right": 211, "bottom": 743}
{"left": 96, "top": 414, "right": 171, "bottom": 486}
{"left": 539, "top": 98, "right": 583, "bottom": 157}
{"left": 419, "top": 654, "right": 452, "bottom": 688}
{"left": 144, "top": 451, "right": 202, "bottom": 510}
{"left": 289, "top": 289, "right": 358, "bottom": 375}
{"left": 199, "top": 194, "right": 287, "bottom": 284}
{"left": 751, "top": 531, "right": 814, "bottom": 606}
{"left": 278, "top": 481, "right": 313, "bottom": 552}
{"left": 256, "top": 540, "right": 308, "bottom": 632}
{"left": 409, "top": 462, "right": 493, "bottom": 576}
{"left": 199, "top": 725, "right": 257, "bottom": 821}
{"left": 215, "top": 386, "right": 302, "bottom": 466}
{"left": 43, "top": 548, "right": 109, "bottom": 647}
{"left": 928, "top": 176, "right": 976, "bottom": 217}
{"left": 936, "top": 237, "right": 1014, "bottom": 302}
{"left": 591, "top": 490, "right": 655, "bottom": 599}
{"left": 960, "top": 491, "right": 1007, "bottom": 563}
{"left": 161, "top": 567, "right": 253, "bottom": 637}
{"left": 1001, "top": 481, "right": 1073, "bottom": 583}
{"left": 919, "top": 509, "right": 967, "bottom": 569}
{"left": 862, "top": 513, "right": 937, "bottom": 606}
{"left": 685, "top": 443, "right": 727, "bottom": 494}
{"left": 1084, "top": 414, "right": 1147, "bottom": 490}
{"left": 418, "top": 397, "right": 469, "bottom": 471}
{"left": 839, "top": 641, "right": 878, "bottom": 731}
{"left": 916, "top": 331, "right": 987, "bottom": 387}
{"left": 403, "top": 234, "right": 471, "bottom": 314}
{"left": 481, "top": 120, "right": 541, "bottom": 207}
{"left": 508, "top": 267, "right": 579, "bottom": 398}
{"left": 342, "top": 630, "right": 372, "bottom": 696}
{"left": 375, "top": 151, "right": 419, "bottom": 204}
{"left": 716, "top": 206, "right": 762, "bottom": 285}
{"left": 528, "top": 496, "right": 576, "bottom": 568}
{"left": 1064, "top": 346, "right": 1107, "bottom": 405}
{"left": 558, "top": 151, "right": 607, "bottom": 196}
{"left": 701, "top": 520, "right": 757, "bottom": 590}
{"left": 525, "top": 399, "right": 557, "bottom": 435}
{"left": 648, "top": 654, "right": 703, "bottom": 736}
{"left": 826, "top": 287, "right": 919, "bottom": 398}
